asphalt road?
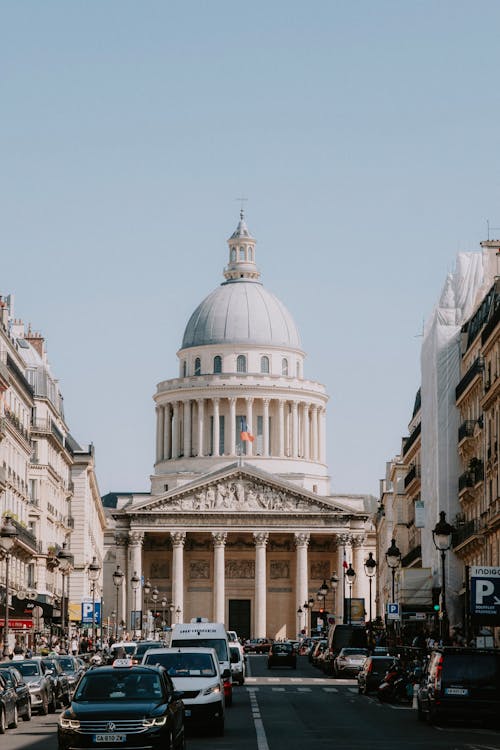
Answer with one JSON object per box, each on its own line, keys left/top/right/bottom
{"left": 2, "top": 656, "right": 500, "bottom": 750}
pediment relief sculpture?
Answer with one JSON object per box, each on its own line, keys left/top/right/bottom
{"left": 152, "top": 478, "right": 333, "bottom": 513}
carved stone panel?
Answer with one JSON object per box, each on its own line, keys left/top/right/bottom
{"left": 270, "top": 560, "right": 290, "bottom": 579}
{"left": 225, "top": 560, "right": 255, "bottom": 579}
{"left": 189, "top": 560, "right": 210, "bottom": 580}
{"left": 150, "top": 560, "right": 169, "bottom": 579}
{"left": 310, "top": 561, "right": 330, "bottom": 580}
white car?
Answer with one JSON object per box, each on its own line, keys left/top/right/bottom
{"left": 142, "top": 646, "right": 225, "bottom": 736}
{"left": 229, "top": 645, "right": 245, "bottom": 685}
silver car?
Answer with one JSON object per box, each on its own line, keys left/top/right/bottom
{"left": 12, "top": 660, "right": 55, "bottom": 715}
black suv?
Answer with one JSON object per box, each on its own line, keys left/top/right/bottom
{"left": 417, "top": 647, "right": 500, "bottom": 724}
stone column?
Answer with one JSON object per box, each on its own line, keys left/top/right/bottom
{"left": 319, "top": 406, "right": 327, "bottom": 464}
{"left": 171, "top": 532, "right": 186, "bottom": 622}
{"left": 246, "top": 397, "right": 254, "bottom": 457}
{"left": 278, "top": 400, "right": 285, "bottom": 457}
{"left": 212, "top": 398, "right": 220, "bottom": 456}
{"left": 303, "top": 404, "right": 310, "bottom": 460}
{"left": 229, "top": 397, "right": 236, "bottom": 455}
{"left": 212, "top": 532, "right": 227, "bottom": 623}
{"left": 352, "top": 535, "right": 367, "bottom": 606}
{"left": 156, "top": 407, "right": 164, "bottom": 463}
{"left": 128, "top": 531, "right": 144, "bottom": 634}
{"left": 337, "top": 534, "right": 350, "bottom": 625}
{"left": 311, "top": 406, "right": 318, "bottom": 461}
{"left": 197, "top": 399, "right": 204, "bottom": 456}
{"left": 263, "top": 398, "right": 270, "bottom": 456}
{"left": 291, "top": 401, "right": 298, "bottom": 457}
{"left": 163, "top": 404, "right": 171, "bottom": 460}
{"left": 253, "top": 532, "right": 269, "bottom": 638}
{"left": 172, "top": 403, "right": 180, "bottom": 459}
{"left": 294, "top": 533, "right": 310, "bottom": 616}
{"left": 183, "top": 400, "right": 191, "bottom": 458}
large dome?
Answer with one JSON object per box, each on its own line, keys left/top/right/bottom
{"left": 181, "top": 279, "right": 302, "bottom": 350}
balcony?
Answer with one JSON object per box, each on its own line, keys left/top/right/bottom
{"left": 404, "top": 464, "right": 421, "bottom": 490}
{"left": 452, "top": 518, "right": 482, "bottom": 550}
{"left": 401, "top": 545, "right": 422, "bottom": 567}
{"left": 11, "top": 517, "right": 38, "bottom": 554}
{"left": 458, "top": 420, "right": 476, "bottom": 443}
{"left": 456, "top": 357, "right": 483, "bottom": 401}
{"left": 458, "top": 472, "right": 474, "bottom": 492}
{"left": 1, "top": 412, "right": 30, "bottom": 442}
{"left": 402, "top": 423, "right": 421, "bottom": 457}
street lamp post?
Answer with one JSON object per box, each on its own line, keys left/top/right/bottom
{"left": 0, "top": 516, "right": 18, "bottom": 659}
{"left": 385, "top": 538, "right": 401, "bottom": 603}
{"left": 130, "top": 571, "right": 140, "bottom": 638}
{"left": 329, "top": 572, "right": 339, "bottom": 623}
{"left": 151, "top": 588, "right": 159, "bottom": 639}
{"left": 297, "top": 607, "right": 303, "bottom": 635}
{"left": 345, "top": 564, "right": 356, "bottom": 625}
{"left": 88, "top": 557, "right": 101, "bottom": 650}
{"left": 364, "top": 553, "right": 377, "bottom": 625}
{"left": 175, "top": 606, "right": 181, "bottom": 624}
{"left": 112, "top": 565, "right": 124, "bottom": 640}
{"left": 142, "top": 579, "right": 151, "bottom": 638}
{"left": 302, "top": 596, "right": 314, "bottom": 636}
{"left": 317, "top": 580, "right": 329, "bottom": 634}
{"left": 168, "top": 603, "right": 175, "bottom": 628}
{"left": 161, "top": 597, "right": 167, "bottom": 634}
{"left": 432, "top": 511, "right": 454, "bottom": 644}
{"left": 57, "top": 542, "right": 74, "bottom": 650}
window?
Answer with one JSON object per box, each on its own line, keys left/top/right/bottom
{"left": 213, "top": 355, "right": 222, "bottom": 374}
{"left": 248, "top": 247, "right": 253, "bottom": 261}
{"left": 239, "top": 247, "right": 245, "bottom": 261}
{"left": 261, "top": 356, "right": 270, "bottom": 373}
{"left": 296, "top": 361, "right": 300, "bottom": 377}
{"left": 194, "top": 357, "right": 201, "bottom": 376}
{"left": 282, "top": 358, "right": 289, "bottom": 376}
{"left": 237, "top": 355, "right": 247, "bottom": 373}
{"left": 182, "top": 361, "right": 187, "bottom": 377}
{"left": 231, "top": 248, "right": 236, "bottom": 262}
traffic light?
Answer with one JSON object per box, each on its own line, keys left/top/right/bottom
{"left": 433, "top": 603, "right": 440, "bottom": 612}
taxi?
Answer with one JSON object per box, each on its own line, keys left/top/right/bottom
{"left": 57, "top": 659, "right": 185, "bottom": 750}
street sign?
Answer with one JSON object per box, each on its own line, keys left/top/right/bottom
{"left": 387, "top": 603, "right": 400, "bottom": 620}
{"left": 81, "top": 601, "right": 101, "bottom": 625}
{"left": 470, "top": 566, "right": 500, "bottom": 620}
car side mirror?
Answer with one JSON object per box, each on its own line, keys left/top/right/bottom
{"left": 172, "top": 690, "right": 184, "bottom": 701}
{"left": 221, "top": 668, "right": 230, "bottom": 679}
{"left": 45, "top": 669, "right": 53, "bottom": 675}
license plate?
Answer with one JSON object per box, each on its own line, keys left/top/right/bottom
{"left": 94, "top": 735, "right": 126, "bottom": 743}
{"left": 184, "top": 709, "right": 191, "bottom": 717}
{"left": 445, "top": 687, "right": 468, "bottom": 696}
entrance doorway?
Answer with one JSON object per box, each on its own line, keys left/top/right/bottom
{"left": 228, "top": 600, "right": 251, "bottom": 640}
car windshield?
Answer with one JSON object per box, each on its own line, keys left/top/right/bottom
{"left": 342, "top": 649, "right": 368, "bottom": 656}
{"left": 74, "top": 671, "right": 163, "bottom": 701}
{"left": 57, "top": 658, "right": 77, "bottom": 672}
{"left": 273, "top": 644, "right": 292, "bottom": 653}
{"left": 443, "top": 654, "right": 500, "bottom": 686}
{"left": 16, "top": 662, "right": 41, "bottom": 677}
{"left": 135, "top": 643, "right": 163, "bottom": 657}
{"left": 111, "top": 644, "right": 137, "bottom": 656}
{"left": 144, "top": 652, "right": 216, "bottom": 677}
{"left": 171, "top": 638, "right": 228, "bottom": 662}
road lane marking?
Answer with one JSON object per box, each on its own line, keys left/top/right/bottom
{"left": 348, "top": 688, "right": 358, "bottom": 693}
{"left": 297, "top": 687, "right": 311, "bottom": 692}
{"left": 272, "top": 688, "right": 285, "bottom": 691}
{"left": 323, "top": 687, "right": 338, "bottom": 692}
{"left": 249, "top": 691, "right": 269, "bottom": 750}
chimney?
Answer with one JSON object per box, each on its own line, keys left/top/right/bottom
{"left": 0, "top": 297, "right": 8, "bottom": 329}
{"left": 25, "top": 328, "right": 45, "bottom": 358}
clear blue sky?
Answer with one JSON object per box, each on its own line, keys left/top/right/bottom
{"left": 2, "top": 1, "right": 500, "bottom": 497}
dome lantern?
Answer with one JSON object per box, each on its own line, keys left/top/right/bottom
{"left": 224, "top": 210, "right": 260, "bottom": 282}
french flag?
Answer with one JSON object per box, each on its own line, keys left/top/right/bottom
{"left": 240, "top": 416, "right": 255, "bottom": 442}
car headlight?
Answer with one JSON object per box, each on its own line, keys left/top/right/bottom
{"left": 203, "top": 684, "right": 221, "bottom": 696}
{"left": 30, "top": 681, "right": 42, "bottom": 689}
{"left": 143, "top": 716, "right": 167, "bottom": 727}
{"left": 59, "top": 716, "right": 81, "bottom": 729}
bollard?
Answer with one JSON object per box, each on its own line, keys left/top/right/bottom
{"left": 412, "top": 683, "right": 418, "bottom": 709}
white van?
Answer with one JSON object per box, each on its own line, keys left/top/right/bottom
{"left": 170, "top": 620, "right": 232, "bottom": 704}
{"left": 142, "top": 646, "right": 225, "bottom": 736}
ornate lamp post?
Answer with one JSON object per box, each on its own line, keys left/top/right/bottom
{"left": 329, "top": 572, "right": 339, "bottom": 623}
{"left": 88, "top": 556, "right": 101, "bottom": 649}
{"left": 317, "top": 580, "right": 329, "bottom": 634}
{"left": 169, "top": 603, "right": 175, "bottom": 628}
{"left": 385, "top": 538, "right": 401, "bottom": 603}
{"left": 302, "top": 596, "right": 315, "bottom": 636}
{"left": 112, "top": 565, "right": 124, "bottom": 640}
{"left": 151, "top": 587, "right": 159, "bottom": 639}
{"left": 130, "top": 571, "right": 140, "bottom": 637}
{"left": 142, "top": 579, "right": 151, "bottom": 638}
{"left": 364, "top": 553, "right": 377, "bottom": 625}
{"left": 0, "top": 516, "right": 18, "bottom": 658}
{"left": 297, "top": 607, "right": 303, "bottom": 634}
{"left": 161, "top": 597, "right": 167, "bottom": 633}
{"left": 57, "top": 542, "right": 74, "bottom": 649}
{"left": 175, "top": 606, "right": 181, "bottom": 624}
{"left": 345, "top": 564, "right": 356, "bottom": 625}
{"left": 432, "top": 511, "right": 454, "bottom": 643}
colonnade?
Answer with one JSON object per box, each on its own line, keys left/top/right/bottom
{"left": 155, "top": 397, "right": 327, "bottom": 464}
{"left": 126, "top": 530, "right": 371, "bottom": 637}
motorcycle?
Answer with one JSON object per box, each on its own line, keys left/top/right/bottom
{"left": 377, "top": 661, "right": 414, "bottom": 704}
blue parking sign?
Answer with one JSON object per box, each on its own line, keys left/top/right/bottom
{"left": 387, "top": 603, "right": 400, "bottom": 620}
{"left": 81, "top": 601, "right": 101, "bottom": 625}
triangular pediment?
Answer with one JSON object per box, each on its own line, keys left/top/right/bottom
{"left": 129, "top": 464, "right": 354, "bottom": 517}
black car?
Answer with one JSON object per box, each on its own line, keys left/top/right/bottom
{"left": 0, "top": 666, "right": 32, "bottom": 722}
{"left": 58, "top": 662, "right": 185, "bottom": 750}
{"left": 55, "top": 656, "right": 87, "bottom": 696}
{"left": 357, "top": 656, "right": 395, "bottom": 694}
{"left": 42, "top": 658, "right": 71, "bottom": 708}
{"left": 0, "top": 671, "right": 18, "bottom": 732}
{"left": 267, "top": 642, "right": 296, "bottom": 669}
{"left": 417, "top": 647, "right": 500, "bottom": 724}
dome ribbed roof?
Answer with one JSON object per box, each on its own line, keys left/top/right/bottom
{"left": 181, "top": 279, "right": 302, "bottom": 350}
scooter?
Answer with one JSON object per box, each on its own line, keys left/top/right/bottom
{"left": 377, "top": 662, "right": 413, "bottom": 704}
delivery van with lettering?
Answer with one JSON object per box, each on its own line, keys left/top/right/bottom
{"left": 171, "top": 619, "right": 233, "bottom": 704}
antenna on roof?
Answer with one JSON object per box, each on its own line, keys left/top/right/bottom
{"left": 235, "top": 197, "right": 248, "bottom": 218}
{"left": 486, "top": 219, "right": 500, "bottom": 241}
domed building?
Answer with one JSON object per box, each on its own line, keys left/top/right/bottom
{"left": 103, "top": 213, "right": 376, "bottom": 640}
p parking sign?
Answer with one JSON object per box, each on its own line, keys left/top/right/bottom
{"left": 470, "top": 566, "right": 500, "bottom": 622}
{"left": 387, "top": 603, "right": 400, "bottom": 620}
{"left": 81, "top": 601, "right": 101, "bottom": 625}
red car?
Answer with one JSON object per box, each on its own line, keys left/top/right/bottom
{"left": 243, "top": 639, "right": 273, "bottom": 654}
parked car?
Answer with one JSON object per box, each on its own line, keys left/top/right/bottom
{"left": 267, "top": 642, "right": 296, "bottom": 669}
{"left": 324, "top": 625, "right": 368, "bottom": 674}
{"left": 0, "top": 671, "right": 18, "bottom": 732}
{"left": 417, "top": 647, "right": 500, "bottom": 725}
{"left": 310, "top": 639, "right": 328, "bottom": 667}
{"left": 13, "top": 660, "right": 55, "bottom": 714}
{"left": 229, "top": 645, "right": 245, "bottom": 685}
{"left": 41, "top": 658, "right": 71, "bottom": 708}
{"left": 333, "top": 648, "right": 369, "bottom": 677}
{"left": 134, "top": 641, "right": 167, "bottom": 661}
{"left": 58, "top": 661, "right": 185, "bottom": 750}
{"left": 244, "top": 638, "right": 273, "bottom": 654}
{"left": 0, "top": 665, "right": 32, "bottom": 722}
{"left": 357, "top": 656, "right": 396, "bottom": 695}
{"left": 54, "top": 656, "right": 86, "bottom": 696}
